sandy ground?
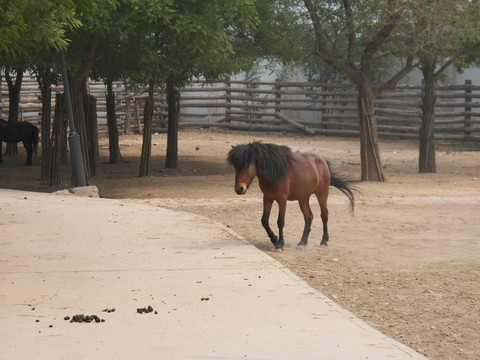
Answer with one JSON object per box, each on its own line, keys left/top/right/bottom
{"left": 1, "top": 129, "right": 479, "bottom": 360}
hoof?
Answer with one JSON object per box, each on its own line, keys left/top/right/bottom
{"left": 320, "top": 241, "right": 328, "bottom": 246}
{"left": 274, "top": 247, "right": 283, "bottom": 253}
{"left": 274, "top": 241, "right": 284, "bottom": 251}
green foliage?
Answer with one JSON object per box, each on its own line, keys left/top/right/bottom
{"left": 250, "top": 0, "right": 413, "bottom": 84}
{"left": 405, "top": 0, "right": 480, "bottom": 69}
{"left": 159, "top": 0, "right": 258, "bottom": 85}
{"left": 0, "top": 1, "right": 27, "bottom": 55}
{"left": 0, "top": 0, "right": 79, "bottom": 57}
{"left": 89, "top": 0, "right": 258, "bottom": 88}
{"left": 303, "top": 0, "right": 418, "bottom": 88}
{"left": 253, "top": 0, "right": 307, "bottom": 61}
{"left": 2, "top": 0, "right": 480, "bottom": 87}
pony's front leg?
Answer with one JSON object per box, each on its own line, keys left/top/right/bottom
{"left": 275, "top": 200, "right": 287, "bottom": 250}
{"left": 261, "top": 197, "right": 278, "bottom": 246}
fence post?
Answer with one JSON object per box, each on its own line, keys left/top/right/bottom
{"left": 135, "top": 89, "right": 143, "bottom": 134}
{"left": 274, "top": 78, "right": 281, "bottom": 117}
{"left": 464, "top": 79, "right": 472, "bottom": 140}
{"left": 320, "top": 85, "right": 326, "bottom": 129}
{"left": 225, "top": 78, "right": 231, "bottom": 124}
{"left": 125, "top": 97, "right": 131, "bottom": 134}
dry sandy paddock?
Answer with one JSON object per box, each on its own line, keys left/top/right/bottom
{"left": 1, "top": 129, "right": 479, "bottom": 360}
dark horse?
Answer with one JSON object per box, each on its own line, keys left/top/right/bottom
{"left": 0, "top": 119, "right": 39, "bottom": 165}
{"left": 227, "top": 142, "right": 355, "bottom": 250}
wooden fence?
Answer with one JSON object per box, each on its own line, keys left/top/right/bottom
{"left": 1, "top": 75, "right": 479, "bottom": 142}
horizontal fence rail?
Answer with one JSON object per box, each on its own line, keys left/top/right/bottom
{"left": 1, "top": 75, "right": 479, "bottom": 142}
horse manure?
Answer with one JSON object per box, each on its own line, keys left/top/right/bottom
{"left": 137, "top": 305, "right": 155, "bottom": 314}
{"left": 68, "top": 314, "right": 104, "bottom": 323}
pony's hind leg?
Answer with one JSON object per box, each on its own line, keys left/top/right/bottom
{"left": 22, "top": 140, "right": 33, "bottom": 166}
{"left": 297, "top": 198, "right": 313, "bottom": 247}
{"left": 320, "top": 208, "right": 329, "bottom": 245}
{"left": 315, "top": 192, "right": 329, "bottom": 246}
{"left": 261, "top": 197, "right": 278, "bottom": 246}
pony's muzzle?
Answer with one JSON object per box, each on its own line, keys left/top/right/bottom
{"left": 235, "top": 186, "right": 247, "bottom": 195}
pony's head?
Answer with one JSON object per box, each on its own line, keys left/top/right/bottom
{"left": 227, "top": 142, "right": 292, "bottom": 195}
{"left": 227, "top": 144, "right": 257, "bottom": 195}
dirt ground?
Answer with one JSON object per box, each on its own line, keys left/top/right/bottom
{"left": 1, "top": 129, "right": 479, "bottom": 360}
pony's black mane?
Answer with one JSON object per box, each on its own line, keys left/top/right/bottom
{"left": 227, "top": 142, "right": 293, "bottom": 184}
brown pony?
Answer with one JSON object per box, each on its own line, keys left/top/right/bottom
{"left": 227, "top": 142, "right": 355, "bottom": 250}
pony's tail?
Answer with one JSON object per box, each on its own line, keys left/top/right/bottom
{"left": 330, "top": 174, "right": 355, "bottom": 211}
{"left": 326, "top": 160, "right": 356, "bottom": 211}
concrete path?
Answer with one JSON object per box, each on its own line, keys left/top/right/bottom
{"left": 0, "top": 189, "right": 427, "bottom": 360}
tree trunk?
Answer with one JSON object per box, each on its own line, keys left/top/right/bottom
{"left": 48, "top": 93, "right": 67, "bottom": 186}
{"left": 106, "top": 80, "right": 122, "bottom": 164}
{"left": 37, "top": 68, "right": 53, "bottom": 180}
{"left": 419, "top": 65, "right": 437, "bottom": 173}
{"left": 139, "top": 82, "right": 154, "bottom": 177}
{"left": 85, "top": 94, "right": 99, "bottom": 176}
{"left": 165, "top": 73, "right": 179, "bottom": 169}
{"left": 357, "top": 82, "right": 386, "bottom": 181}
{"left": 5, "top": 68, "right": 23, "bottom": 156}
{"left": 69, "top": 81, "right": 91, "bottom": 184}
